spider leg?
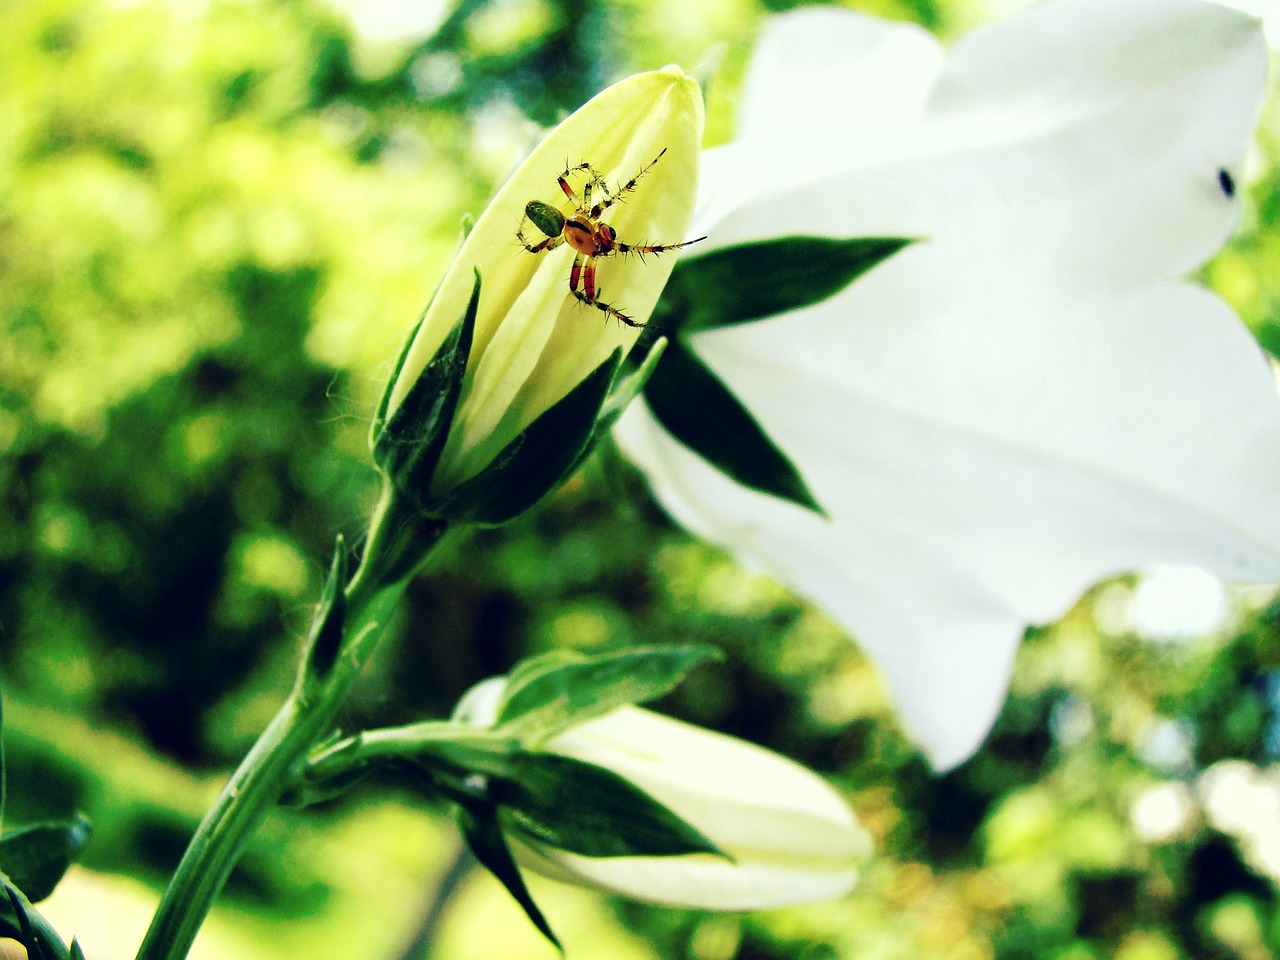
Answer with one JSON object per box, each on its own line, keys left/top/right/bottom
{"left": 569, "top": 252, "right": 585, "bottom": 293}
{"left": 613, "top": 234, "right": 708, "bottom": 260}
{"left": 569, "top": 255, "right": 644, "bottom": 328}
{"left": 517, "top": 216, "right": 565, "bottom": 254}
{"left": 560, "top": 161, "right": 608, "bottom": 216}
{"left": 589, "top": 148, "right": 668, "bottom": 219}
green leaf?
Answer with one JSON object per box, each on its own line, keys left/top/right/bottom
{"left": 655, "top": 235, "right": 916, "bottom": 332}
{"left": 457, "top": 804, "right": 561, "bottom": 951}
{"left": 558, "top": 337, "right": 669, "bottom": 482}
{"left": 643, "top": 336, "right": 824, "bottom": 514}
{"left": 369, "top": 306, "right": 426, "bottom": 448}
{"left": 496, "top": 644, "right": 721, "bottom": 744}
{"left": 301, "top": 535, "right": 348, "bottom": 681}
{"left": 498, "top": 650, "right": 580, "bottom": 706}
{"left": 593, "top": 336, "right": 668, "bottom": 435}
{"left": 434, "top": 347, "right": 623, "bottom": 525}
{"left": 368, "top": 214, "right": 475, "bottom": 446}
{"left": 495, "top": 753, "right": 727, "bottom": 861}
{"left": 373, "top": 268, "right": 481, "bottom": 505}
{"left": 0, "top": 817, "right": 91, "bottom": 903}
{"left": 2, "top": 883, "right": 67, "bottom": 960}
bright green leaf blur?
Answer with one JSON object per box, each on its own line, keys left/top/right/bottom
{"left": 2, "top": 0, "right": 1280, "bottom": 958}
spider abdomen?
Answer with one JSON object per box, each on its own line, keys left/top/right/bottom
{"left": 524, "top": 200, "right": 567, "bottom": 239}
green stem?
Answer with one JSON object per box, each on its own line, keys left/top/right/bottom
{"left": 131, "top": 696, "right": 321, "bottom": 960}
{"left": 135, "top": 482, "right": 445, "bottom": 960}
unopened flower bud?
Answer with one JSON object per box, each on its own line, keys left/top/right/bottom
{"left": 373, "top": 68, "right": 703, "bottom": 525}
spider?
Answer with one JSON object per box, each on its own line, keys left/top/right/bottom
{"left": 516, "top": 148, "right": 706, "bottom": 328}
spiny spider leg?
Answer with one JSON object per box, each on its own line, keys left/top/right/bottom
{"left": 559, "top": 161, "right": 609, "bottom": 215}
{"left": 588, "top": 148, "right": 668, "bottom": 219}
{"left": 569, "top": 253, "right": 643, "bottom": 328}
{"left": 614, "top": 235, "right": 708, "bottom": 261}
{"left": 516, "top": 227, "right": 564, "bottom": 255}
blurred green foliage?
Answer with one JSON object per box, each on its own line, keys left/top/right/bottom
{"left": 1, "top": 0, "right": 1279, "bottom": 958}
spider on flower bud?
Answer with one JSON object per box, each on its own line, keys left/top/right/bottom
{"left": 517, "top": 149, "right": 706, "bottom": 328}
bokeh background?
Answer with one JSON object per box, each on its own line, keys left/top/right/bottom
{"left": 3, "top": 0, "right": 1280, "bottom": 957}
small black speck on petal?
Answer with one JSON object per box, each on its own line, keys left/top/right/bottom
{"left": 1218, "top": 167, "right": 1236, "bottom": 199}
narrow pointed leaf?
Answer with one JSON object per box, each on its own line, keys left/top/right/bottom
{"left": 302, "top": 535, "right": 348, "bottom": 681}
{"left": 374, "top": 269, "right": 481, "bottom": 502}
{"left": 496, "top": 644, "right": 722, "bottom": 744}
{"left": 3, "top": 885, "right": 65, "bottom": 960}
{"left": 655, "top": 236, "right": 915, "bottom": 332}
{"left": 562, "top": 338, "right": 669, "bottom": 482}
{"left": 643, "top": 337, "right": 824, "bottom": 513}
{"left": 435, "top": 347, "right": 623, "bottom": 525}
{"left": 369, "top": 215, "right": 474, "bottom": 443}
{"left": 457, "top": 804, "right": 561, "bottom": 951}
{"left": 595, "top": 337, "right": 668, "bottom": 432}
{"left": 370, "top": 308, "right": 426, "bottom": 447}
{"left": 495, "top": 753, "right": 728, "bottom": 861}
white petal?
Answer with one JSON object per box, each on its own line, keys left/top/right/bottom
{"left": 922, "top": 0, "right": 1267, "bottom": 278}
{"left": 548, "top": 707, "right": 870, "bottom": 860}
{"left": 520, "top": 706, "right": 870, "bottom": 909}
{"left": 699, "top": 0, "right": 1265, "bottom": 279}
{"left": 621, "top": 278, "right": 1280, "bottom": 769}
{"left": 621, "top": 0, "right": 1274, "bottom": 768}
{"left": 512, "top": 837, "right": 861, "bottom": 911}
{"left": 736, "top": 8, "right": 942, "bottom": 141}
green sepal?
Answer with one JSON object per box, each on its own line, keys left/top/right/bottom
{"left": 494, "top": 752, "right": 727, "bottom": 861}
{"left": 0, "top": 817, "right": 91, "bottom": 903}
{"left": 2, "top": 882, "right": 69, "bottom": 960}
{"left": 457, "top": 803, "right": 561, "bottom": 952}
{"left": 495, "top": 644, "right": 721, "bottom": 745}
{"left": 373, "top": 269, "right": 481, "bottom": 507}
{"left": 369, "top": 309, "right": 425, "bottom": 450}
{"left": 279, "top": 728, "right": 377, "bottom": 808}
{"left": 69, "top": 940, "right": 86, "bottom": 960}
{"left": 370, "top": 215, "right": 475, "bottom": 446}
{"left": 433, "top": 347, "right": 623, "bottom": 525}
{"left": 300, "top": 535, "right": 349, "bottom": 682}
{"left": 592, "top": 337, "right": 667, "bottom": 438}
{"left": 643, "top": 336, "right": 825, "bottom": 514}
{"left": 278, "top": 765, "right": 374, "bottom": 809}
{"left": 654, "top": 235, "right": 916, "bottom": 332}
{"left": 559, "top": 337, "right": 668, "bottom": 482}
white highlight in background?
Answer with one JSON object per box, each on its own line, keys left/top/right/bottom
{"left": 1129, "top": 565, "right": 1229, "bottom": 641}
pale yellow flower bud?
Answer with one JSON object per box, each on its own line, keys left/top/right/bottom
{"left": 378, "top": 68, "right": 703, "bottom": 509}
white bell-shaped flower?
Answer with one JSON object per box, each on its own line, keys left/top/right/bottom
{"left": 618, "top": 0, "right": 1278, "bottom": 769}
